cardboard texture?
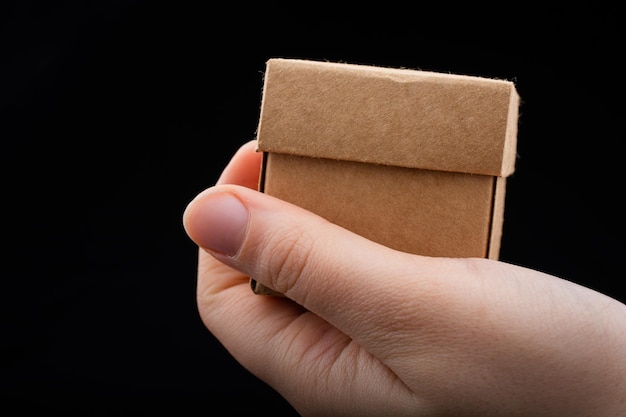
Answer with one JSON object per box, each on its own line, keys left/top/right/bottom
{"left": 252, "top": 58, "right": 520, "bottom": 296}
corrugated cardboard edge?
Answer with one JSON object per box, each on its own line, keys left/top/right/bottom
{"left": 487, "top": 176, "right": 507, "bottom": 260}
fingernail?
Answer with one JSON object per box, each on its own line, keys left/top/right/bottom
{"left": 188, "top": 192, "right": 249, "bottom": 256}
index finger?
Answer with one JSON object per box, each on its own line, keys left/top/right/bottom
{"left": 216, "top": 139, "right": 263, "bottom": 189}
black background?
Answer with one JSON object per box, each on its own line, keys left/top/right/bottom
{"left": 2, "top": 2, "right": 624, "bottom": 415}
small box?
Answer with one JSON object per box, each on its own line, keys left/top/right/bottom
{"left": 252, "top": 58, "right": 520, "bottom": 296}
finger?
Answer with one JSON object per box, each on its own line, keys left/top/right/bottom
{"left": 194, "top": 139, "right": 263, "bottom": 295}
{"left": 187, "top": 143, "right": 362, "bottom": 407}
{"left": 192, "top": 139, "right": 263, "bottom": 297}
{"left": 191, "top": 138, "right": 293, "bottom": 343}
{"left": 183, "top": 184, "right": 423, "bottom": 412}
{"left": 183, "top": 183, "right": 454, "bottom": 356}
{"left": 216, "top": 139, "right": 262, "bottom": 189}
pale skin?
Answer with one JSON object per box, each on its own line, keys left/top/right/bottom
{"left": 182, "top": 140, "right": 626, "bottom": 417}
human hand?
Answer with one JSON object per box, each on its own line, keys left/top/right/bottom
{"left": 183, "top": 140, "right": 626, "bottom": 416}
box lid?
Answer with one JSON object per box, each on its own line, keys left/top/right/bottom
{"left": 256, "top": 58, "right": 519, "bottom": 177}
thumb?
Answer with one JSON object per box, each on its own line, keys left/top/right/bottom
{"left": 182, "top": 183, "right": 452, "bottom": 345}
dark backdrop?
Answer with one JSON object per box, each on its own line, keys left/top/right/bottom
{"left": 3, "top": 2, "right": 624, "bottom": 415}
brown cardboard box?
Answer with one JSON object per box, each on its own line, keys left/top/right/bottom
{"left": 252, "top": 58, "right": 520, "bottom": 296}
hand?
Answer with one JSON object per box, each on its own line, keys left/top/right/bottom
{"left": 183, "top": 140, "right": 626, "bottom": 417}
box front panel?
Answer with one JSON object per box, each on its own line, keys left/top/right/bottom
{"left": 263, "top": 153, "right": 496, "bottom": 259}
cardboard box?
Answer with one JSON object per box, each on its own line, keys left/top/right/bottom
{"left": 251, "top": 58, "right": 520, "bottom": 296}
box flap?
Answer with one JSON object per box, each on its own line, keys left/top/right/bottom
{"left": 256, "top": 58, "right": 519, "bottom": 177}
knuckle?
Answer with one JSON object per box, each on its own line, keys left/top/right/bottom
{"left": 262, "top": 225, "right": 317, "bottom": 294}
